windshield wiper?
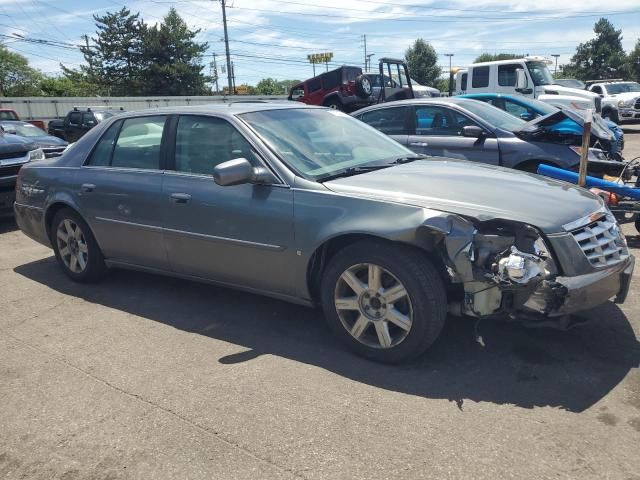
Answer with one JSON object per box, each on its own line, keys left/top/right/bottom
{"left": 318, "top": 165, "right": 393, "bottom": 182}
{"left": 389, "top": 154, "right": 428, "bottom": 164}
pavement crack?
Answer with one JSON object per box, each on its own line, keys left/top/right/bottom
{"left": 2, "top": 330, "right": 308, "bottom": 480}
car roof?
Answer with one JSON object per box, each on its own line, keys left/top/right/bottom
{"left": 0, "top": 120, "right": 31, "bottom": 126}
{"left": 354, "top": 97, "right": 476, "bottom": 114}
{"left": 107, "top": 102, "right": 321, "bottom": 118}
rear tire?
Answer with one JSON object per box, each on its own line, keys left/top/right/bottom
{"left": 51, "top": 208, "right": 107, "bottom": 282}
{"left": 320, "top": 240, "right": 447, "bottom": 363}
{"left": 515, "top": 160, "right": 558, "bottom": 174}
{"left": 324, "top": 98, "right": 344, "bottom": 111}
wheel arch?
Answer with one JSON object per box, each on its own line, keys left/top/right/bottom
{"left": 514, "top": 158, "right": 562, "bottom": 173}
{"left": 322, "top": 93, "right": 343, "bottom": 107}
{"left": 305, "top": 232, "right": 451, "bottom": 305}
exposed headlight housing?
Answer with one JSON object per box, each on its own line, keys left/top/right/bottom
{"left": 28, "top": 148, "right": 45, "bottom": 161}
{"left": 570, "top": 146, "right": 608, "bottom": 160}
{"left": 618, "top": 99, "right": 633, "bottom": 107}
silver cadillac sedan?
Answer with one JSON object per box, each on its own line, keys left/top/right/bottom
{"left": 14, "top": 103, "right": 634, "bottom": 363}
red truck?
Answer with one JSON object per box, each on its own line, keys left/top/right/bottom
{"left": 0, "top": 109, "right": 46, "bottom": 131}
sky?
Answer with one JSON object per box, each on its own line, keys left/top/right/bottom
{"left": 0, "top": 0, "right": 639, "bottom": 88}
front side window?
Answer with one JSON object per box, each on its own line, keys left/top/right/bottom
{"left": 111, "top": 116, "right": 166, "bottom": 169}
{"left": 459, "top": 100, "right": 525, "bottom": 132}
{"left": 498, "top": 64, "right": 520, "bottom": 86}
{"left": 81, "top": 113, "right": 95, "bottom": 126}
{"left": 174, "top": 116, "right": 259, "bottom": 175}
{"left": 415, "top": 106, "right": 477, "bottom": 136}
{"left": 471, "top": 66, "right": 490, "bottom": 88}
{"left": 241, "top": 109, "right": 412, "bottom": 181}
{"left": 591, "top": 85, "right": 603, "bottom": 95}
{"left": 503, "top": 99, "right": 532, "bottom": 118}
{"left": 356, "top": 106, "right": 411, "bottom": 135}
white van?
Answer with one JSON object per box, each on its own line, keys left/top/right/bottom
{"left": 454, "top": 56, "right": 601, "bottom": 112}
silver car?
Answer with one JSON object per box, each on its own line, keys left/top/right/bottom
{"left": 14, "top": 104, "right": 634, "bottom": 363}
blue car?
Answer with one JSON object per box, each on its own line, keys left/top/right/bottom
{"left": 0, "top": 120, "right": 68, "bottom": 158}
{"left": 459, "top": 94, "right": 624, "bottom": 159}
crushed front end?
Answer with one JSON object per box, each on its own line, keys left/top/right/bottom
{"left": 432, "top": 207, "right": 634, "bottom": 325}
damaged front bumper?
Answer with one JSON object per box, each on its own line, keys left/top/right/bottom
{"left": 523, "top": 254, "right": 634, "bottom": 317}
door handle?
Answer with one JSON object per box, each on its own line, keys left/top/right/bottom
{"left": 170, "top": 192, "right": 192, "bottom": 203}
{"left": 409, "top": 142, "right": 429, "bottom": 147}
{"left": 80, "top": 183, "right": 95, "bottom": 193}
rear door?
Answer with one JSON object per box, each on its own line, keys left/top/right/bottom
{"left": 408, "top": 104, "right": 500, "bottom": 165}
{"left": 74, "top": 115, "right": 169, "bottom": 269}
{"left": 354, "top": 105, "right": 412, "bottom": 146}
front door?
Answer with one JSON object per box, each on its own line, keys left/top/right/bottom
{"left": 161, "top": 115, "right": 295, "bottom": 295}
{"left": 74, "top": 115, "right": 169, "bottom": 269}
{"left": 408, "top": 105, "right": 500, "bottom": 165}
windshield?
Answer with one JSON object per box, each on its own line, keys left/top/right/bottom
{"left": 520, "top": 97, "right": 558, "bottom": 115}
{"left": 554, "top": 79, "right": 586, "bottom": 89}
{"left": 457, "top": 100, "right": 526, "bottom": 132}
{"left": 0, "top": 122, "right": 46, "bottom": 137}
{"left": 240, "top": 108, "right": 413, "bottom": 180}
{"left": 526, "top": 61, "right": 554, "bottom": 86}
{"left": 606, "top": 82, "right": 640, "bottom": 94}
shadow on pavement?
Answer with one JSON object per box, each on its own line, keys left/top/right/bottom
{"left": 0, "top": 216, "right": 18, "bottom": 234}
{"left": 15, "top": 257, "right": 640, "bottom": 413}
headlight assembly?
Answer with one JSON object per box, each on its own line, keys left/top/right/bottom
{"left": 28, "top": 148, "right": 45, "bottom": 161}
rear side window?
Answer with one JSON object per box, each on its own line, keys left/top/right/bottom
{"left": 498, "top": 64, "right": 519, "bottom": 86}
{"left": 81, "top": 112, "right": 95, "bottom": 125}
{"left": 460, "top": 73, "right": 467, "bottom": 91}
{"left": 321, "top": 70, "right": 340, "bottom": 90}
{"left": 308, "top": 78, "right": 322, "bottom": 92}
{"left": 87, "top": 121, "right": 121, "bottom": 166}
{"left": 290, "top": 84, "right": 305, "bottom": 98}
{"left": 68, "top": 112, "right": 81, "bottom": 124}
{"left": 357, "top": 106, "right": 411, "bottom": 135}
{"left": 472, "top": 66, "right": 490, "bottom": 88}
{"left": 110, "top": 116, "right": 165, "bottom": 170}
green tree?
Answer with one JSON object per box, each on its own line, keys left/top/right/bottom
{"left": 435, "top": 77, "right": 450, "bottom": 93}
{"left": 140, "top": 8, "right": 209, "bottom": 95}
{"left": 38, "top": 76, "right": 96, "bottom": 97}
{"left": 0, "top": 46, "right": 42, "bottom": 96}
{"left": 255, "top": 78, "right": 279, "bottom": 95}
{"left": 63, "top": 8, "right": 145, "bottom": 95}
{"left": 404, "top": 39, "right": 441, "bottom": 86}
{"left": 473, "top": 53, "right": 523, "bottom": 63}
{"left": 624, "top": 39, "right": 640, "bottom": 81}
{"left": 563, "top": 18, "right": 627, "bottom": 80}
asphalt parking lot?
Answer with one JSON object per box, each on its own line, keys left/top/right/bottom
{"left": 2, "top": 126, "right": 640, "bottom": 480}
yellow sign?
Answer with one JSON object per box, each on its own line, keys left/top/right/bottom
{"left": 307, "top": 52, "right": 333, "bottom": 64}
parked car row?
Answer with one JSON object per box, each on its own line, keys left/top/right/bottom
{"left": 12, "top": 102, "right": 635, "bottom": 363}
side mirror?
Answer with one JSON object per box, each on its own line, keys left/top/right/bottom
{"left": 515, "top": 69, "right": 532, "bottom": 94}
{"left": 520, "top": 112, "right": 534, "bottom": 121}
{"left": 213, "top": 158, "right": 274, "bottom": 186}
{"left": 462, "top": 125, "right": 485, "bottom": 138}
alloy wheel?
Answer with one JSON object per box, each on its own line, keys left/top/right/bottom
{"left": 334, "top": 263, "right": 413, "bottom": 349}
{"left": 56, "top": 218, "right": 89, "bottom": 274}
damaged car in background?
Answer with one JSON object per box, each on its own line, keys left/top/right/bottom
{"left": 13, "top": 104, "right": 634, "bottom": 363}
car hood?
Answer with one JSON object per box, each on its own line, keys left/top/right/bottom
{"left": 323, "top": 159, "right": 602, "bottom": 234}
{"left": 607, "top": 91, "right": 640, "bottom": 101}
{"left": 0, "top": 133, "right": 35, "bottom": 154}
{"left": 543, "top": 85, "right": 599, "bottom": 100}
{"left": 28, "top": 135, "right": 68, "bottom": 147}
{"left": 518, "top": 110, "right": 614, "bottom": 141}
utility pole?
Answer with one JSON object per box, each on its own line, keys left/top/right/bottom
{"left": 551, "top": 54, "right": 560, "bottom": 76}
{"left": 445, "top": 53, "right": 454, "bottom": 96}
{"left": 220, "top": 0, "right": 233, "bottom": 95}
{"left": 212, "top": 53, "right": 219, "bottom": 93}
{"left": 231, "top": 61, "right": 236, "bottom": 94}
{"left": 362, "top": 34, "right": 367, "bottom": 71}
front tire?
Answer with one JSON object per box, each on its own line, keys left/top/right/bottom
{"left": 51, "top": 208, "right": 106, "bottom": 282}
{"left": 324, "top": 98, "right": 344, "bottom": 111}
{"left": 320, "top": 240, "right": 447, "bottom": 363}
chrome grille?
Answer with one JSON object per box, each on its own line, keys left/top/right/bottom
{"left": 42, "top": 146, "right": 66, "bottom": 158}
{"left": 570, "top": 213, "right": 628, "bottom": 268}
{"left": 634, "top": 98, "right": 640, "bottom": 110}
